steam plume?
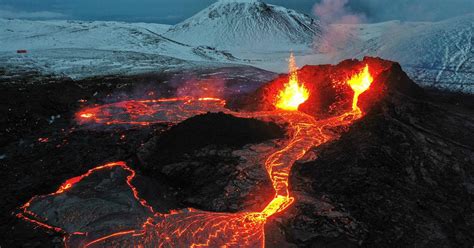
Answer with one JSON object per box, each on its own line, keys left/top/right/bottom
{"left": 313, "top": 0, "right": 366, "bottom": 56}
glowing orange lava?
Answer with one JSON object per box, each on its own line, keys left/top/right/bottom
{"left": 80, "top": 113, "right": 94, "bottom": 118}
{"left": 18, "top": 62, "right": 377, "bottom": 247}
{"left": 347, "top": 64, "right": 373, "bottom": 111}
{"left": 275, "top": 53, "right": 310, "bottom": 111}
{"left": 76, "top": 97, "right": 227, "bottom": 126}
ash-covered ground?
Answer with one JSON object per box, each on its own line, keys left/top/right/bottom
{"left": 1, "top": 63, "right": 473, "bottom": 248}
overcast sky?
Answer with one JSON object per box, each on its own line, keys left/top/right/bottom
{"left": 0, "top": 0, "right": 473, "bottom": 24}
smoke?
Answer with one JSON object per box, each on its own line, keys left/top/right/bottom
{"left": 313, "top": 0, "right": 366, "bottom": 56}
{"left": 172, "top": 75, "right": 226, "bottom": 99}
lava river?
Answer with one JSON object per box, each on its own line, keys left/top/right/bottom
{"left": 17, "top": 61, "right": 375, "bottom": 247}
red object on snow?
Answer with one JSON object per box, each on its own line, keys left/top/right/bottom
{"left": 17, "top": 50, "right": 28, "bottom": 54}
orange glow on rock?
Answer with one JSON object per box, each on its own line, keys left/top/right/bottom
{"left": 275, "top": 53, "right": 309, "bottom": 111}
{"left": 80, "top": 113, "right": 94, "bottom": 118}
{"left": 347, "top": 64, "right": 374, "bottom": 111}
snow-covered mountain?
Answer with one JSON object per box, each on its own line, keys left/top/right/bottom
{"left": 0, "top": 0, "right": 472, "bottom": 93}
{"left": 0, "top": 19, "right": 238, "bottom": 62}
{"left": 0, "top": 19, "right": 239, "bottom": 78}
{"left": 165, "top": 0, "right": 322, "bottom": 52}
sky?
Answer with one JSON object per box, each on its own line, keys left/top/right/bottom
{"left": 0, "top": 0, "right": 473, "bottom": 24}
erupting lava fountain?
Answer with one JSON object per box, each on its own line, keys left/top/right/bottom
{"left": 275, "top": 53, "right": 310, "bottom": 111}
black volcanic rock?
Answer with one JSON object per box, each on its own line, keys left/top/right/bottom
{"left": 149, "top": 112, "right": 284, "bottom": 162}
{"left": 276, "top": 61, "right": 474, "bottom": 247}
{"left": 138, "top": 112, "right": 285, "bottom": 212}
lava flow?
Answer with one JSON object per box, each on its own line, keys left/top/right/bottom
{"left": 18, "top": 57, "right": 376, "bottom": 247}
{"left": 76, "top": 97, "right": 227, "bottom": 126}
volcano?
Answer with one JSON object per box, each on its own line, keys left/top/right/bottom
{"left": 3, "top": 56, "right": 473, "bottom": 247}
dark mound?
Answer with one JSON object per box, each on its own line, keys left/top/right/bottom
{"left": 227, "top": 57, "right": 422, "bottom": 119}
{"left": 152, "top": 112, "right": 284, "bottom": 162}
{"left": 138, "top": 112, "right": 284, "bottom": 212}
{"left": 268, "top": 59, "right": 474, "bottom": 247}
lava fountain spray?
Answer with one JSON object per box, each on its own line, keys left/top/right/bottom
{"left": 275, "top": 53, "right": 310, "bottom": 111}
{"left": 348, "top": 64, "right": 373, "bottom": 111}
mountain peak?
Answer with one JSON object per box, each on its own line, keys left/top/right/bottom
{"left": 165, "top": 1, "right": 322, "bottom": 52}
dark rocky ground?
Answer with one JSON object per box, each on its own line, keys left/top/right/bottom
{"left": 260, "top": 59, "right": 473, "bottom": 248}
{"left": 280, "top": 80, "right": 474, "bottom": 246}
{"left": 0, "top": 67, "right": 276, "bottom": 247}
{"left": 1, "top": 63, "right": 473, "bottom": 248}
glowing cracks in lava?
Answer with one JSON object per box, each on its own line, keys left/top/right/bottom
{"left": 84, "top": 230, "right": 136, "bottom": 248}
{"left": 17, "top": 162, "right": 154, "bottom": 237}
{"left": 275, "top": 53, "right": 310, "bottom": 111}
{"left": 50, "top": 161, "right": 155, "bottom": 213}
{"left": 347, "top": 64, "right": 374, "bottom": 112}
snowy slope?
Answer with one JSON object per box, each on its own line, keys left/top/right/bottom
{"left": 287, "top": 16, "right": 473, "bottom": 93}
{"left": 332, "top": 14, "right": 474, "bottom": 93}
{"left": 0, "top": 19, "right": 238, "bottom": 62}
{"left": 0, "top": 18, "right": 240, "bottom": 78}
{"left": 0, "top": 49, "right": 233, "bottom": 79}
{"left": 165, "top": 0, "right": 321, "bottom": 52}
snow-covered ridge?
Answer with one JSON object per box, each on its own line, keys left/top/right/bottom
{"left": 0, "top": 0, "right": 473, "bottom": 93}
{"left": 0, "top": 18, "right": 236, "bottom": 62}
{"left": 0, "top": 18, "right": 242, "bottom": 79}
{"left": 336, "top": 14, "right": 474, "bottom": 93}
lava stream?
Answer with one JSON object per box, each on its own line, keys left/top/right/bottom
{"left": 18, "top": 62, "right": 375, "bottom": 247}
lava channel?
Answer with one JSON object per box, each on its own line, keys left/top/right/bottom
{"left": 18, "top": 61, "right": 376, "bottom": 247}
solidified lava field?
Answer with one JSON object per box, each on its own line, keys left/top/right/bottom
{"left": 1, "top": 59, "right": 474, "bottom": 248}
